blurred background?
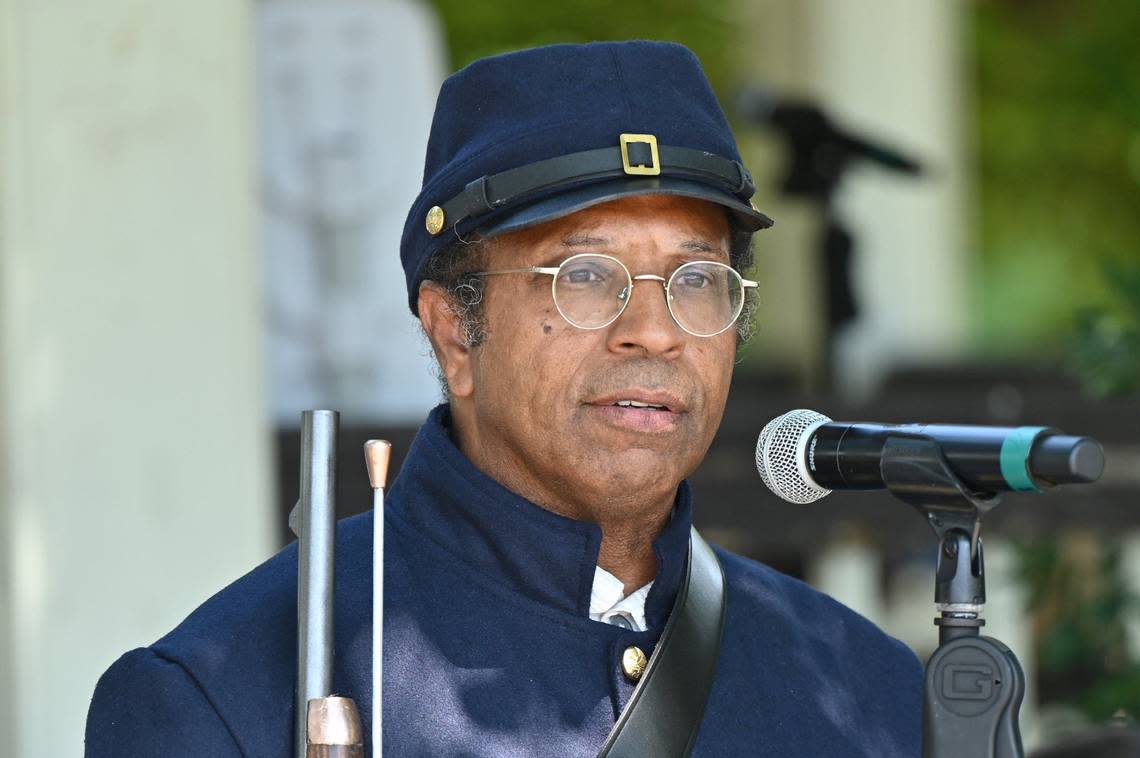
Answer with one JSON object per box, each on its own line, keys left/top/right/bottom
{"left": 1, "top": 0, "right": 1137, "bottom": 755}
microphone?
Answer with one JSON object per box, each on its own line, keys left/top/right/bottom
{"left": 755, "top": 409, "right": 1105, "bottom": 505}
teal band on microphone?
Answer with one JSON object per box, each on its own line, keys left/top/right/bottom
{"left": 1000, "top": 426, "right": 1048, "bottom": 492}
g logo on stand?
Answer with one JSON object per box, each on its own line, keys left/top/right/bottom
{"left": 942, "top": 663, "right": 995, "bottom": 702}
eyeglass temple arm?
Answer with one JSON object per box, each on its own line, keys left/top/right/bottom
{"left": 474, "top": 267, "right": 560, "bottom": 277}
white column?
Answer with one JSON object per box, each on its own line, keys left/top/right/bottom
{"left": 809, "top": 0, "right": 971, "bottom": 396}
{"left": 739, "top": 0, "right": 971, "bottom": 393}
{"left": 0, "top": 3, "right": 272, "bottom": 756}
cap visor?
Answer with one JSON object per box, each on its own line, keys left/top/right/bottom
{"left": 476, "top": 177, "right": 774, "bottom": 238}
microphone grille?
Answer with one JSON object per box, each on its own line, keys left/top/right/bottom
{"left": 755, "top": 409, "right": 833, "bottom": 504}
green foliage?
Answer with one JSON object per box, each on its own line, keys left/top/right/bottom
{"left": 1016, "top": 536, "right": 1140, "bottom": 721}
{"left": 426, "top": 0, "right": 743, "bottom": 97}
{"left": 972, "top": 0, "right": 1140, "bottom": 354}
{"left": 985, "top": 3, "right": 1140, "bottom": 725}
{"left": 1071, "top": 258, "right": 1140, "bottom": 397}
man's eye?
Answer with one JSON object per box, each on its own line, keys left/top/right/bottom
{"left": 561, "top": 267, "right": 606, "bottom": 285}
{"left": 677, "top": 271, "right": 713, "bottom": 289}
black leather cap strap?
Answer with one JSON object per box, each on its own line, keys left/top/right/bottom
{"left": 439, "top": 144, "right": 755, "bottom": 233}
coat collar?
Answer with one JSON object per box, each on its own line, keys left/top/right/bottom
{"left": 387, "top": 404, "right": 692, "bottom": 630}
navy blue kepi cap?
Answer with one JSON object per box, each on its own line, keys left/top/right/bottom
{"left": 401, "top": 40, "right": 774, "bottom": 314}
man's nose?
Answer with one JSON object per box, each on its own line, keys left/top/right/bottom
{"left": 604, "top": 276, "right": 685, "bottom": 357}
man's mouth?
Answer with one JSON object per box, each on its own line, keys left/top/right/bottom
{"left": 613, "top": 399, "right": 669, "bottom": 411}
{"left": 590, "top": 389, "right": 685, "bottom": 413}
{"left": 586, "top": 391, "right": 687, "bottom": 432}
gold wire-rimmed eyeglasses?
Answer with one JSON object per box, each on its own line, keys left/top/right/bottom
{"left": 474, "top": 252, "right": 758, "bottom": 337}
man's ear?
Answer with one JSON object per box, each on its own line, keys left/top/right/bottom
{"left": 418, "top": 282, "right": 475, "bottom": 398}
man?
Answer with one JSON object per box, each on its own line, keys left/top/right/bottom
{"left": 86, "top": 41, "right": 922, "bottom": 756}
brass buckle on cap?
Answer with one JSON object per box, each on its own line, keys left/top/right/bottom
{"left": 619, "top": 133, "right": 661, "bottom": 176}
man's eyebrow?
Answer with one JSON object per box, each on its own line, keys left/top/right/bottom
{"left": 561, "top": 234, "right": 610, "bottom": 247}
{"left": 679, "top": 239, "right": 718, "bottom": 253}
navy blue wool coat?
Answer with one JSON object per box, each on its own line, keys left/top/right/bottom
{"left": 86, "top": 405, "right": 922, "bottom": 757}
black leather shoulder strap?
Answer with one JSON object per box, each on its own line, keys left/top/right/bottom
{"left": 597, "top": 528, "right": 727, "bottom": 758}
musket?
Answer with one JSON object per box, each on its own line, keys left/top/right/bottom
{"left": 291, "top": 410, "right": 363, "bottom": 758}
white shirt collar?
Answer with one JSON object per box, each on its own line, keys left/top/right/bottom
{"left": 589, "top": 565, "right": 653, "bottom": 632}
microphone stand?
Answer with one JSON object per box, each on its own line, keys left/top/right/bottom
{"left": 879, "top": 435, "right": 1026, "bottom": 758}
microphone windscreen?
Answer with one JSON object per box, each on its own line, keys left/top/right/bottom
{"left": 755, "top": 409, "right": 833, "bottom": 504}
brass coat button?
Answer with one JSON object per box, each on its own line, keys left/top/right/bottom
{"left": 621, "top": 645, "right": 647, "bottom": 681}
{"left": 425, "top": 205, "right": 445, "bottom": 235}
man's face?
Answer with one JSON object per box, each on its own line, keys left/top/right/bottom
{"left": 441, "top": 194, "right": 739, "bottom": 524}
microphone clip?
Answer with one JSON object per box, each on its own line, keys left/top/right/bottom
{"left": 879, "top": 433, "right": 1001, "bottom": 560}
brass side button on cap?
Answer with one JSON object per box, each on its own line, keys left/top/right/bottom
{"left": 425, "top": 205, "right": 445, "bottom": 235}
{"left": 622, "top": 645, "right": 648, "bottom": 682}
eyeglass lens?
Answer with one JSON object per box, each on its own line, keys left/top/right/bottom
{"left": 668, "top": 261, "right": 744, "bottom": 337}
{"left": 551, "top": 254, "right": 744, "bottom": 336}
